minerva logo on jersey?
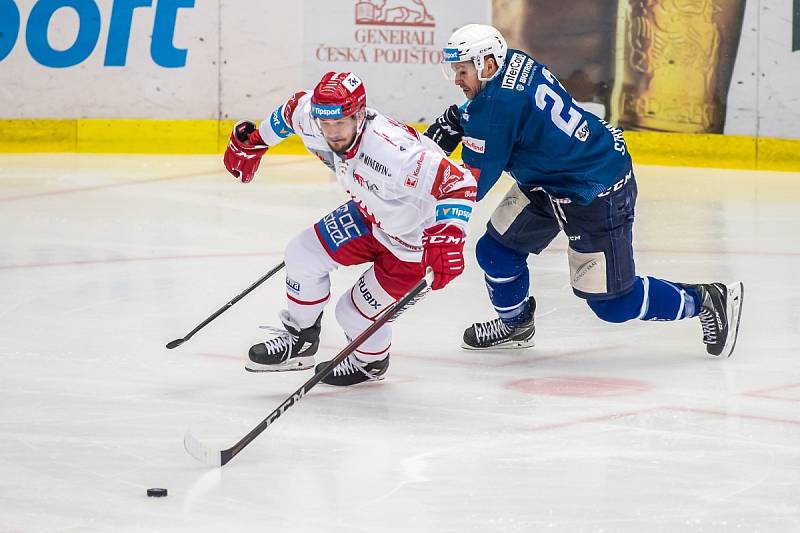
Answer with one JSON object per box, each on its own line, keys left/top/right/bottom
{"left": 358, "top": 152, "right": 391, "bottom": 176}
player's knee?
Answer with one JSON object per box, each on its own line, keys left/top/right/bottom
{"left": 334, "top": 292, "right": 363, "bottom": 333}
{"left": 336, "top": 269, "right": 396, "bottom": 329}
{"left": 476, "top": 233, "right": 527, "bottom": 278}
{"left": 585, "top": 278, "right": 644, "bottom": 323}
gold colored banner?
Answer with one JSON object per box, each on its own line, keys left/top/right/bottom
{"left": 494, "top": 0, "right": 746, "bottom": 134}
{"left": 615, "top": 0, "right": 746, "bottom": 133}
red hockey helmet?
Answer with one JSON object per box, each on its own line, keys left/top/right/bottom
{"left": 311, "top": 72, "right": 367, "bottom": 120}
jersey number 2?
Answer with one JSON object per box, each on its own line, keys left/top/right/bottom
{"left": 534, "top": 68, "right": 582, "bottom": 137}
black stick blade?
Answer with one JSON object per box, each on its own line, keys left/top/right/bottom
{"left": 166, "top": 338, "right": 185, "bottom": 349}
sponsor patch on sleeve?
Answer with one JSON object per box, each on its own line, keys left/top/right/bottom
{"left": 431, "top": 159, "right": 465, "bottom": 198}
{"left": 501, "top": 52, "right": 525, "bottom": 90}
{"left": 270, "top": 105, "right": 293, "bottom": 138}
{"left": 462, "top": 136, "right": 486, "bottom": 154}
{"left": 436, "top": 203, "right": 473, "bottom": 223}
{"left": 574, "top": 121, "right": 590, "bottom": 142}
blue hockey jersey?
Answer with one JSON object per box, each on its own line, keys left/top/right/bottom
{"left": 459, "top": 49, "right": 632, "bottom": 204}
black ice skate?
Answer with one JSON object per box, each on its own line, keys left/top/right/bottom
{"left": 315, "top": 352, "right": 389, "bottom": 386}
{"left": 245, "top": 311, "right": 322, "bottom": 372}
{"left": 681, "top": 282, "right": 744, "bottom": 358}
{"left": 462, "top": 297, "right": 536, "bottom": 350}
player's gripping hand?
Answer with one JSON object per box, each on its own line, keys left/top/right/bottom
{"left": 224, "top": 121, "right": 268, "bottom": 183}
{"left": 423, "top": 104, "right": 464, "bottom": 156}
{"left": 421, "top": 223, "right": 467, "bottom": 290}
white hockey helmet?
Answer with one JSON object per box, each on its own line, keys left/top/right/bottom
{"left": 442, "top": 24, "right": 507, "bottom": 81}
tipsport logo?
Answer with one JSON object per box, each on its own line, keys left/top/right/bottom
{"left": 442, "top": 47, "right": 460, "bottom": 62}
{"left": 311, "top": 104, "right": 344, "bottom": 119}
{"left": 436, "top": 203, "right": 472, "bottom": 223}
{"left": 270, "top": 107, "right": 293, "bottom": 138}
{"left": 0, "top": 0, "right": 194, "bottom": 68}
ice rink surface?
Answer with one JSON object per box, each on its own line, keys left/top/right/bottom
{"left": 1, "top": 153, "right": 799, "bottom": 533}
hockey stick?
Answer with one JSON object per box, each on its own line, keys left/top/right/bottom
{"left": 166, "top": 261, "right": 286, "bottom": 349}
{"left": 184, "top": 267, "right": 435, "bottom": 467}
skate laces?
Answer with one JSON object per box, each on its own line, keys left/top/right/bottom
{"left": 697, "top": 285, "right": 726, "bottom": 345}
{"left": 333, "top": 355, "right": 376, "bottom": 379}
{"left": 474, "top": 318, "right": 513, "bottom": 344}
{"left": 259, "top": 325, "right": 298, "bottom": 355}
{"left": 698, "top": 309, "right": 718, "bottom": 344}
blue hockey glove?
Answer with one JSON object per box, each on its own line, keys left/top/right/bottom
{"left": 424, "top": 104, "right": 464, "bottom": 156}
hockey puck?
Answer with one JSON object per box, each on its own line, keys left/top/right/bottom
{"left": 147, "top": 488, "right": 168, "bottom": 497}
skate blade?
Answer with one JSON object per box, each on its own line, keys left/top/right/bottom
{"left": 245, "top": 357, "right": 315, "bottom": 372}
{"left": 321, "top": 373, "right": 387, "bottom": 386}
{"left": 719, "top": 281, "right": 744, "bottom": 358}
{"left": 461, "top": 338, "right": 536, "bottom": 351}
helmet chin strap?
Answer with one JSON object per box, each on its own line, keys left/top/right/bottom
{"left": 474, "top": 53, "right": 501, "bottom": 83}
{"left": 336, "top": 110, "right": 367, "bottom": 156}
{"left": 316, "top": 112, "right": 367, "bottom": 157}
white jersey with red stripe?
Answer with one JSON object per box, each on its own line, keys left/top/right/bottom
{"left": 258, "top": 91, "right": 477, "bottom": 262}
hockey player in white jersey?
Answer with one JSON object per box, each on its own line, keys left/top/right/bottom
{"left": 223, "top": 71, "right": 477, "bottom": 386}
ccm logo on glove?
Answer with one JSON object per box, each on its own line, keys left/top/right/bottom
{"left": 421, "top": 223, "right": 466, "bottom": 290}
{"left": 423, "top": 234, "right": 466, "bottom": 245}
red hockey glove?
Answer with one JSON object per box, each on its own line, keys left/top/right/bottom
{"left": 224, "top": 121, "right": 268, "bottom": 183}
{"left": 421, "top": 223, "right": 467, "bottom": 290}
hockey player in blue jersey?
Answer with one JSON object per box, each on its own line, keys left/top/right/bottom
{"left": 424, "top": 24, "right": 744, "bottom": 357}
